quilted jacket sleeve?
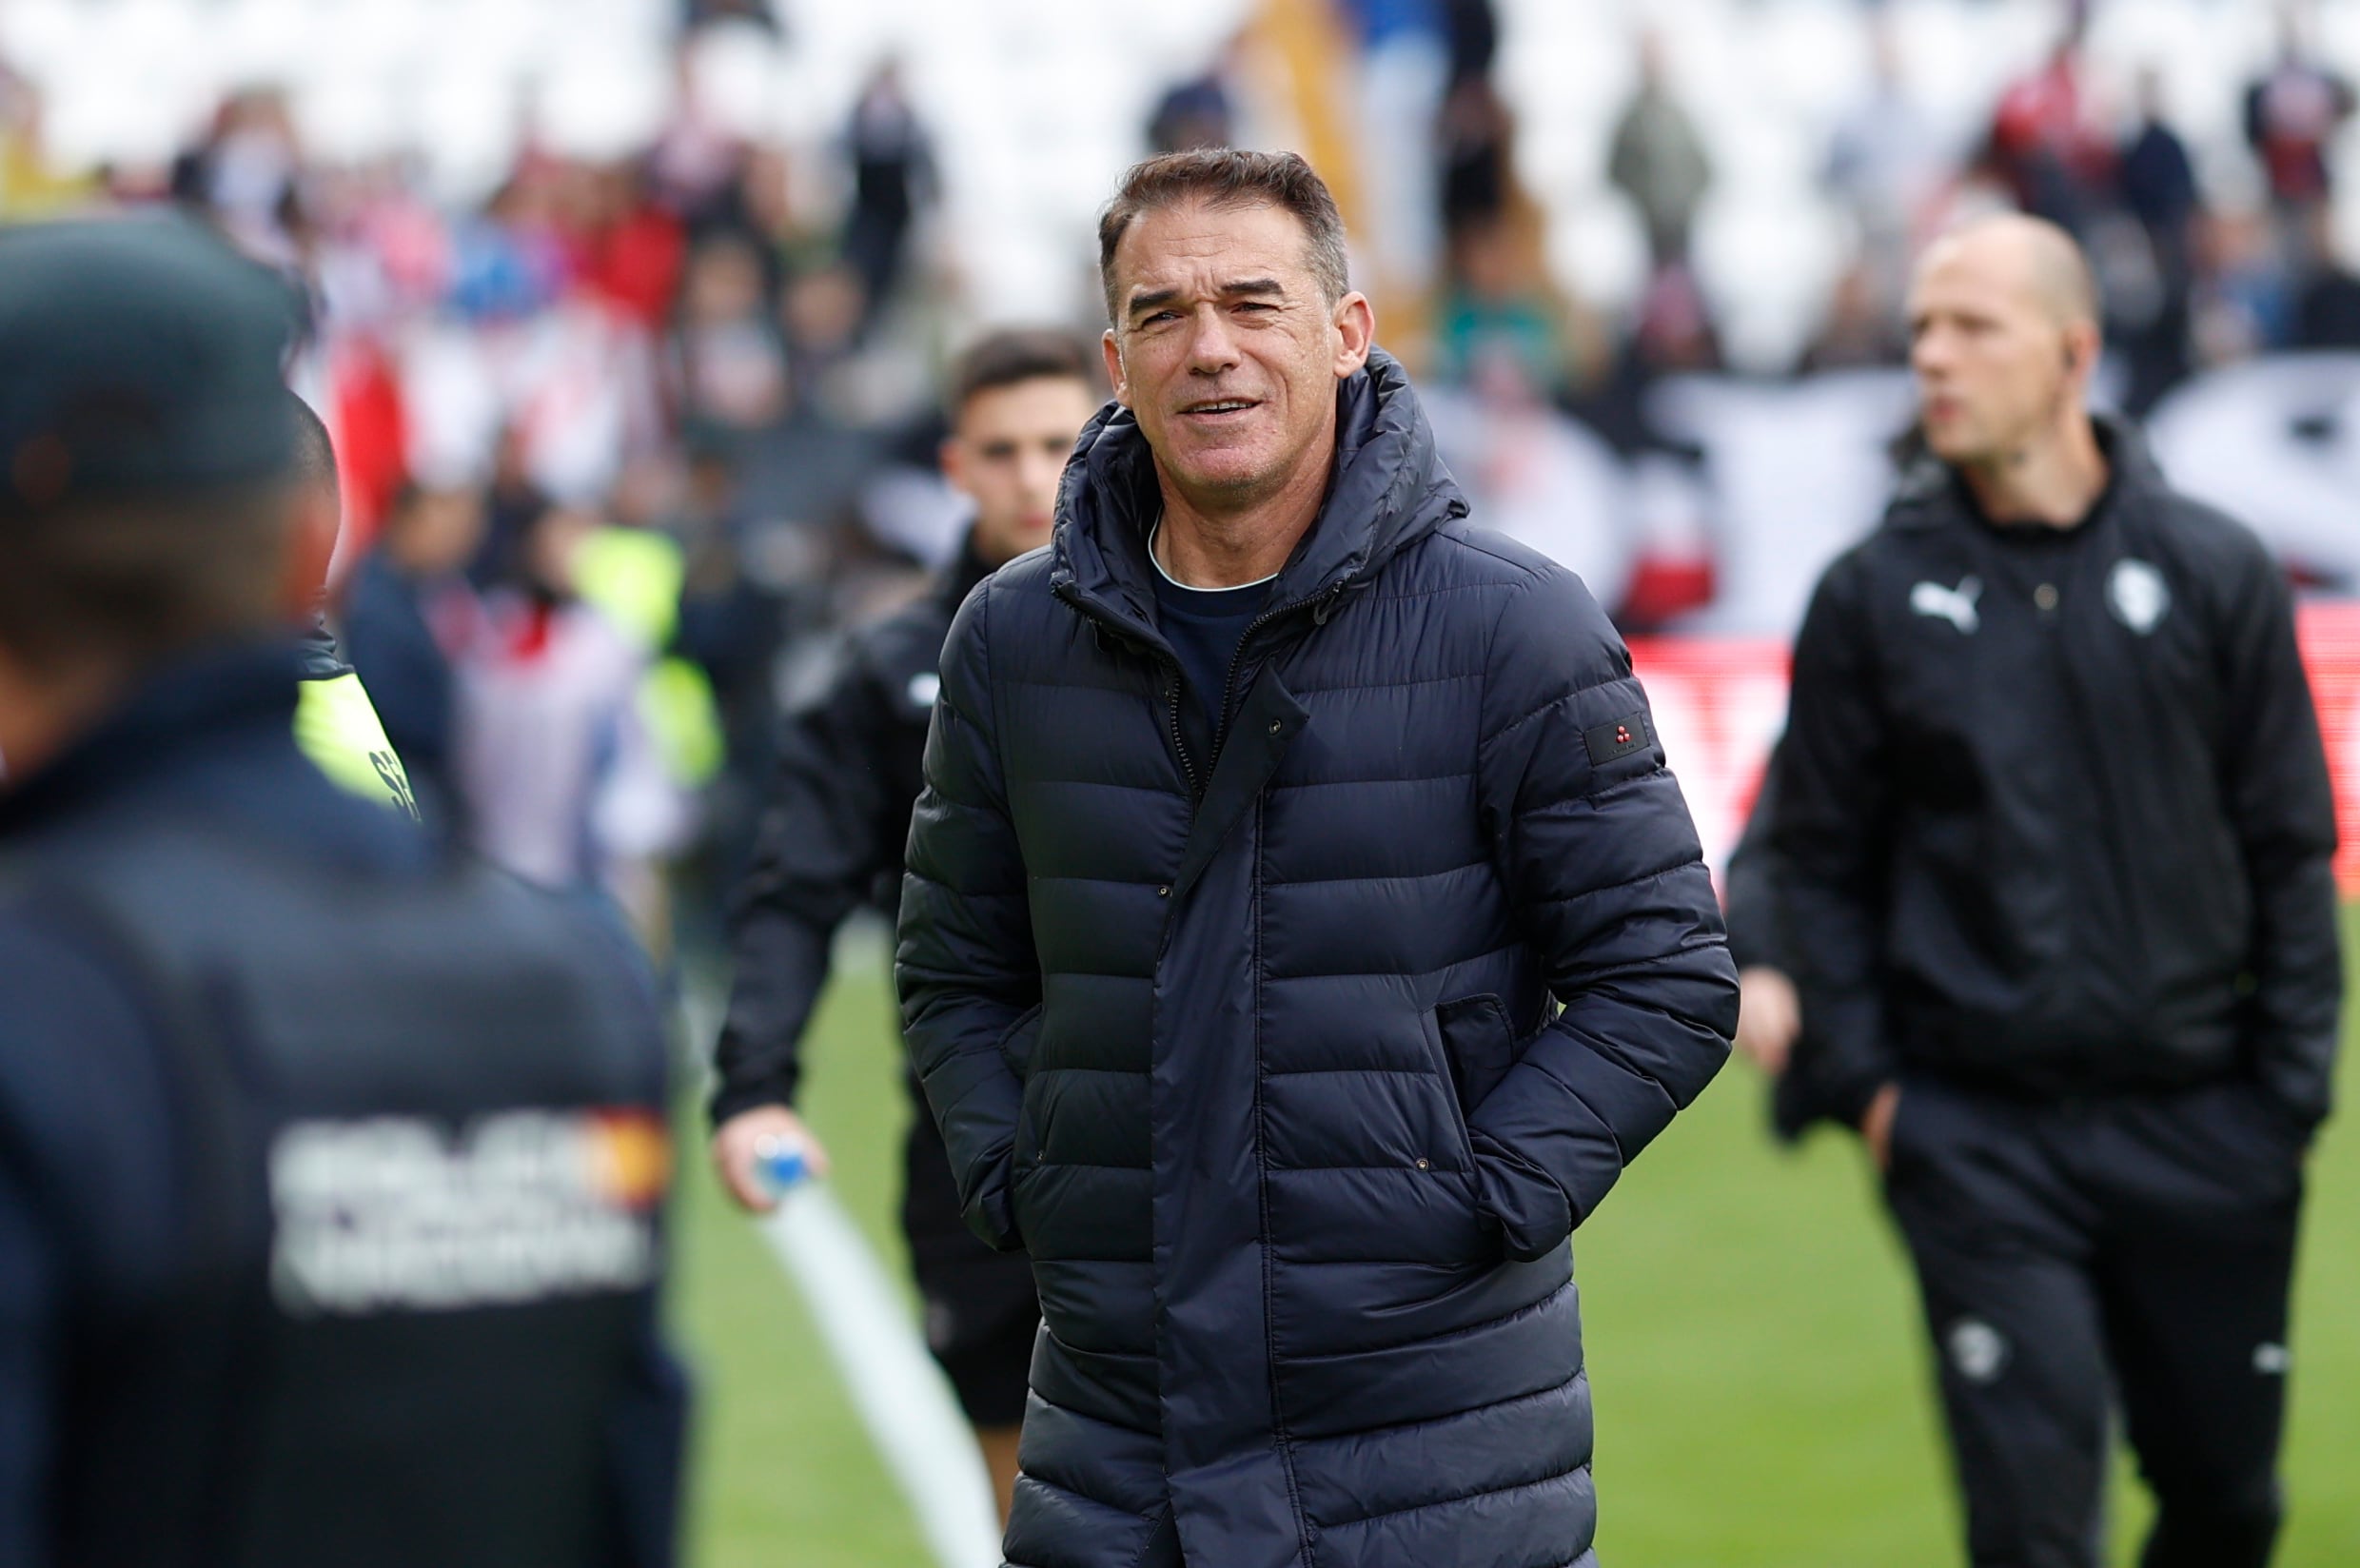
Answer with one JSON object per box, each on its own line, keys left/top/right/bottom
{"left": 895, "top": 581, "right": 1039, "bottom": 1251}
{"left": 1469, "top": 566, "right": 1739, "bottom": 1260}
{"left": 1766, "top": 551, "right": 1901, "bottom": 1131}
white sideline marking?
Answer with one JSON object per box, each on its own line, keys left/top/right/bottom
{"left": 757, "top": 1184, "right": 1004, "bottom": 1568}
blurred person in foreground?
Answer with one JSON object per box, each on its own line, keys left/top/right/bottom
{"left": 896, "top": 148, "right": 1735, "bottom": 1568}
{"left": 1772, "top": 213, "right": 2341, "bottom": 1568}
{"left": 709, "top": 328, "right": 1100, "bottom": 1520}
{"left": 0, "top": 214, "right": 683, "bottom": 1567}
{"left": 284, "top": 393, "right": 417, "bottom": 817}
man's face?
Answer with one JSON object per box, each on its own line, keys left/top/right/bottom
{"left": 942, "top": 376, "right": 1098, "bottom": 565}
{"left": 1907, "top": 241, "right": 2081, "bottom": 467}
{"left": 404, "top": 488, "right": 487, "bottom": 577}
{"left": 1102, "top": 199, "right": 1371, "bottom": 511}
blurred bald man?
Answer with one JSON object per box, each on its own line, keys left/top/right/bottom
{"left": 1769, "top": 215, "right": 2340, "bottom": 1568}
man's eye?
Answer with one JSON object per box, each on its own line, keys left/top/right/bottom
{"left": 980, "top": 445, "right": 1016, "bottom": 461}
{"left": 1235, "top": 302, "right": 1274, "bottom": 314}
{"left": 1143, "top": 310, "right": 1179, "bottom": 325}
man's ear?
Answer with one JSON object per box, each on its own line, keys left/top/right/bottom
{"left": 939, "top": 433, "right": 969, "bottom": 497}
{"left": 1331, "top": 291, "right": 1375, "bottom": 379}
{"left": 2062, "top": 320, "right": 2100, "bottom": 383}
{"left": 1101, "top": 328, "right": 1131, "bottom": 409}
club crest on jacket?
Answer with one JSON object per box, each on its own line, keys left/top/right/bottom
{"left": 2107, "top": 558, "right": 2171, "bottom": 635}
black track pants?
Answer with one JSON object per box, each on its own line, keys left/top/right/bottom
{"left": 1881, "top": 1077, "right": 2309, "bottom": 1568}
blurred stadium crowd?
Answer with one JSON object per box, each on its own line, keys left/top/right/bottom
{"left": 4, "top": 0, "right": 2358, "bottom": 933}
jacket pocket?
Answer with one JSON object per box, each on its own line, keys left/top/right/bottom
{"left": 1436, "top": 993, "right": 1518, "bottom": 1120}
{"left": 1002, "top": 1004, "right": 1048, "bottom": 1174}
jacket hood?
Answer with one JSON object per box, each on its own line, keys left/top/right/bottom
{"left": 1049, "top": 348, "right": 1466, "bottom": 637}
{"left": 1883, "top": 410, "right": 2164, "bottom": 532}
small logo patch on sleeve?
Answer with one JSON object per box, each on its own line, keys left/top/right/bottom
{"left": 1583, "top": 713, "right": 1652, "bottom": 767}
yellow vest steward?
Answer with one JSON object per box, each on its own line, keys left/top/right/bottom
{"left": 293, "top": 671, "right": 419, "bottom": 819}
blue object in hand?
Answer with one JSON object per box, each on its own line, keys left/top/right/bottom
{"left": 754, "top": 1133, "right": 811, "bottom": 1196}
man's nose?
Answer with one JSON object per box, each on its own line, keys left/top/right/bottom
{"left": 1017, "top": 448, "right": 1064, "bottom": 507}
{"left": 1184, "top": 307, "right": 1242, "bottom": 375}
{"left": 1911, "top": 327, "right": 1952, "bottom": 378}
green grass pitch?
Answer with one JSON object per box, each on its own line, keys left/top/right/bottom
{"left": 674, "top": 916, "right": 2360, "bottom": 1567}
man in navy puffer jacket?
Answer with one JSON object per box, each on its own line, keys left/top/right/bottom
{"left": 897, "top": 149, "right": 1739, "bottom": 1568}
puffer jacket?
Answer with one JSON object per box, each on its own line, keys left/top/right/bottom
{"left": 897, "top": 352, "right": 1737, "bottom": 1568}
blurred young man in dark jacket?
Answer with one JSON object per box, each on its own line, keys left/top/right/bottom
{"left": 897, "top": 149, "right": 1735, "bottom": 1568}
{"left": 1774, "top": 213, "right": 2341, "bottom": 1568}
{"left": 340, "top": 480, "right": 487, "bottom": 816}
{"left": 709, "top": 328, "right": 1098, "bottom": 1519}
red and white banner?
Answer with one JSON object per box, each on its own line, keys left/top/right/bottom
{"left": 1632, "top": 599, "right": 2360, "bottom": 894}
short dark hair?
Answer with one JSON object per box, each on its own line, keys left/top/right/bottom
{"left": 1096, "top": 148, "right": 1349, "bottom": 323}
{"left": 948, "top": 328, "right": 1097, "bottom": 417}
{"left": 285, "top": 391, "right": 339, "bottom": 505}
{"left": 0, "top": 481, "right": 294, "bottom": 675}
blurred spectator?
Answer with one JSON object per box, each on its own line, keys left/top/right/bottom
{"left": 1983, "top": 22, "right": 2113, "bottom": 234}
{"left": 2244, "top": 10, "right": 2354, "bottom": 257}
{"left": 0, "top": 67, "right": 90, "bottom": 218}
{"left": 1801, "top": 260, "right": 1905, "bottom": 373}
{"left": 2114, "top": 69, "right": 2201, "bottom": 408}
{"left": 1822, "top": 18, "right": 1947, "bottom": 316}
{"left": 840, "top": 60, "right": 934, "bottom": 335}
{"left": 1425, "top": 345, "right": 1635, "bottom": 613}
{"left": 2291, "top": 207, "right": 2360, "bottom": 347}
{"left": 1623, "top": 263, "right": 1723, "bottom": 389}
{"left": 1608, "top": 30, "right": 1713, "bottom": 268}
{"left": 169, "top": 88, "right": 305, "bottom": 265}
{"left": 2119, "top": 71, "right": 2200, "bottom": 271}
{"left": 682, "top": 0, "right": 778, "bottom": 30}
{"left": 2193, "top": 208, "right": 2296, "bottom": 363}
{"left": 1431, "top": 211, "right": 1581, "bottom": 390}
{"left": 669, "top": 232, "right": 792, "bottom": 431}
{"left": 568, "top": 162, "right": 687, "bottom": 334}
{"left": 1148, "top": 40, "right": 1240, "bottom": 154}
{"left": 1440, "top": 0, "right": 1498, "bottom": 88}
{"left": 341, "top": 483, "right": 488, "bottom": 813}
{"left": 1343, "top": 0, "right": 1450, "bottom": 296}
{"left": 1438, "top": 77, "right": 1515, "bottom": 243}
{"left": 451, "top": 499, "right": 690, "bottom": 936}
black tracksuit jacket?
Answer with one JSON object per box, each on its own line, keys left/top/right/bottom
{"left": 1770, "top": 419, "right": 2342, "bottom": 1132}
{"left": 711, "top": 539, "right": 993, "bottom": 1266}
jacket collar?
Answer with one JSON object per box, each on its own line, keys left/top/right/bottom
{"left": 1886, "top": 411, "right": 2158, "bottom": 534}
{"left": 295, "top": 611, "right": 350, "bottom": 681}
{"left": 0, "top": 638, "right": 303, "bottom": 839}
{"left": 938, "top": 528, "right": 1001, "bottom": 612}
{"left": 1048, "top": 348, "right": 1467, "bottom": 646}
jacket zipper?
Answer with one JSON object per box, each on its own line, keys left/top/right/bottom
{"left": 1054, "top": 582, "right": 1204, "bottom": 799}
{"left": 1211, "top": 581, "right": 1348, "bottom": 747}
{"left": 1163, "top": 660, "right": 1202, "bottom": 800}
{"left": 1058, "top": 578, "right": 1346, "bottom": 803}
